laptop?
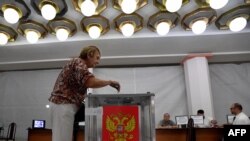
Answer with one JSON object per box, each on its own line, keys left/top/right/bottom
{"left": 175, "top": 115, "right": 189, "bottom": 125}
{"left": 226, "top": 114, "right": 235, "bottom": 124}
{"left": 32, "top": 120, "right": 46, "bottom": 129}
{"left": 190, "top": 115, "right": 204, "bottom": 125}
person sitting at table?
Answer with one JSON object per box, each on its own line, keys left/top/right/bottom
{"left": 230, "top": 103, "right": 250, "bottom": 125}
{"left": 197, "top": 109, "right": 217, "bottom": 128}
{"left": 158, "top": 113, "right": 176, "bottom": 128}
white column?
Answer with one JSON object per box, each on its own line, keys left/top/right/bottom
{"left": 183, "top": 57, "right": 214, "bottom": 118}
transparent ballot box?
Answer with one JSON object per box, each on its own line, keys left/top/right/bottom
{"left": 85, "top": 93, "right": 155, "bottom": 141}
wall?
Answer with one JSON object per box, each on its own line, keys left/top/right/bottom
{"left": 0, "top": 63, "right": 250, "bottom": 141}
{"left": 0, "top": 70, "right": 60, "bottom": 141}
{"left": 210, "top": 63, "right": 250, "bottom": 124}
{"left": 93, "top": 66, "right": 188, "bottom": 126}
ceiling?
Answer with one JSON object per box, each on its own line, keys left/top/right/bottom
{"left": 0, "top": 0, "right": 250, "bottom": 71}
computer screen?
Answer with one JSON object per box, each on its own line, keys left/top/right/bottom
{"left": 175, "top": 115, "right": 188, "bottom": 125}
{"left": 32, "top": 120, "right": 46, "bottom": 129}
{"left": 190, "top": 115, "right": 204, "bottom": 125}
{"left": 227, "top": 115, "right": 235, "bottom": 124}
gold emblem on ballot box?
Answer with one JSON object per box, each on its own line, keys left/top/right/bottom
{"left": 106, "top": 113, "right": 136, "bottom": 141}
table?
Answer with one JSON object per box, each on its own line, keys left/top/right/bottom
{"left": 27, "top": 128, "right": 84, "bottom": 141}
{"left": 156, "top": 127, "right": 224, "bottom": 141}
{"left": 28, "top": 128, "right": 223, "bottom": 141}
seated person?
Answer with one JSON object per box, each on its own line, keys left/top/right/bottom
{"left": 196, "top": 109, "right": 217, "bottom": 128}
{"left": 158, "top": 113, "right": 176, "bottom": 128}
{"left": 230, "top": 103, "right": 250, "bottom": 125}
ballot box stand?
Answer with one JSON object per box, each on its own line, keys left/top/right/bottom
{"left": 85, "top": 93, "right": 155, "bottom": 141}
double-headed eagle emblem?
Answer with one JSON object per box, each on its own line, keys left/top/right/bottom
{"left": 106, "top": 113, "right": 136, "bottom": 141}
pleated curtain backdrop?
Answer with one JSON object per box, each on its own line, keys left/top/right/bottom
{"left": 0, "top": 63, "right": 250, "bottom": 141}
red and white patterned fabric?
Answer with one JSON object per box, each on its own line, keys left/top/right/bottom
{"left": 49, "top": 58, "right": 93, "bottom": 106}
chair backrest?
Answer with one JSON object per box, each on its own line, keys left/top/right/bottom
{"left": 7, "top": 122, "right": 16, "bottom": 140}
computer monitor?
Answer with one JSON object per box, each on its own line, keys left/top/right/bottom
{"left": 190, "top": 115, "right": 204, "bottom": 125}
{"left": 227, "top": 115, "right": 235, "bottom": 124}
{"left": 32, "top": 120, "right": 46, "bottom": 129}
{"left": 175, "top": 115, "right": 188, "bottom": 125}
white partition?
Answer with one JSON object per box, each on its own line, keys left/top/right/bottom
{"left": 0, "top": 70, "right": 60, "bottom": 141}
{"left": 210, "top": 63, "right": 250, "bottom": 124}
{"left": 93, "top": 66, "right": 188, "bottom": 127}
{"left": 1, "top": 63, "right": 250, "bottom": 141}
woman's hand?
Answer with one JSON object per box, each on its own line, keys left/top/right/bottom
{"left": 109, "top": 81, "right": 120, "bottom": 92}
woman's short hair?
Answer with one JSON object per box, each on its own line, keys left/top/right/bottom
{"left": 79, "top": 46, "right": 100, "bottom": 59}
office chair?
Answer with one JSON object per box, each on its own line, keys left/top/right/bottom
{"left": 187, "top": 118, "right": 195, "bottom": 141}
{"left": 0, "top": 122, "right": 16, "bottom": 141}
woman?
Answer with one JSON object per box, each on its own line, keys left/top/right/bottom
{"left": 49, "top": 46, "right": 120, "bottom": 141}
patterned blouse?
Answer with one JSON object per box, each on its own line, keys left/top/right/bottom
{"left": 49, "top": 58, "right": 93, "bottom": 105}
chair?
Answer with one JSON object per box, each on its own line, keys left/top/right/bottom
{"left": 0, "top": 127, "right": 4, "bottom": 138}
{"left": 0, "top": 122, "right": 16, "bottom": 141}
{"left": 186, "top": 118, "right": 195, "bottom": 141}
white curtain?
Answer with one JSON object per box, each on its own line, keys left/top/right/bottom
{"left": 93, "top": 66, "right": 188, "bottom": 127}
{"left": 0, "top": 70, "right": 60, "bottom": 141}
{"left": 210, "top": 63, "right": 250, "bottom": 124}
{"left": 1, "top": 63, "right": 250, "bottom": 141}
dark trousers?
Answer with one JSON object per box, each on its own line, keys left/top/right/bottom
{"left": 73, "top": 104, "right": 85, "bottom": 141}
